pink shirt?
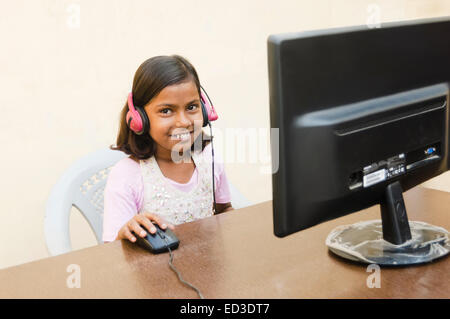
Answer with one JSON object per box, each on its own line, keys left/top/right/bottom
{"left": 102, "top": 143, "right": 231, "bottom": 242}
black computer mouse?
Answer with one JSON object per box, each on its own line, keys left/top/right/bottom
{"left": 133, "top": 223, "right": 179, "bottom": 254}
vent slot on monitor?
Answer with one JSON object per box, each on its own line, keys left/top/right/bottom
{"left": 336, "top": 95, "right": 446, "bottom": 136}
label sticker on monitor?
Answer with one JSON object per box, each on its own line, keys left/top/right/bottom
{"left": 363, "top": 169, "right": 386, "bottom": 188}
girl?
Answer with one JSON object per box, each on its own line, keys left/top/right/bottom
{"left": 103, "top": 55, "right": 233, "bottom": 243}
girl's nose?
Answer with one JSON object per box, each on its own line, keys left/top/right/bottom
{"left": 175, "top": 111, "right": 191, "bottom": 127}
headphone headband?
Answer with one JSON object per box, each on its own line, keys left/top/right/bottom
{"left": 126, "top": 86, "right": 218, "bottom": 134}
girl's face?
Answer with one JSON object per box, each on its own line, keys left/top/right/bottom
{"left": 144, "top": 80, "right": 204, "bottom": 159}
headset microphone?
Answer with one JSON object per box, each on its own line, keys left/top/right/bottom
{"left": 126, "top": 86, "right": 219, "bottom": 214}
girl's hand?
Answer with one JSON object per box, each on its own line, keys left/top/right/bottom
{"left": 116, "top": 212, "right": 175, "bottom": 243}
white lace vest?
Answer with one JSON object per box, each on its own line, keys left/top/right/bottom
{"left": 139, "top": 149, "right": 214, "bottom": 225}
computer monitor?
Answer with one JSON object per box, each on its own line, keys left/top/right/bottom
{"left": 267, "top": 17, "right": 450, "bottom": 265}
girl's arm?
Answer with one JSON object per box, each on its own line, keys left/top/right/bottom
{"left": 102, "top": 158, "right": 143, "bottom": 242}
{"left": 215, "top": 202, "right": 233, "bottom": 214}
{"left": 210, "top": 144, "right": 234, "bottom": 214}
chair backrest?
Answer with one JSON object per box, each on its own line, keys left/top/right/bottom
{"left": 44, "top": 149, "right": 128, "bottom": 256}
{"left": 45, "top": 148, "right": 252, "bottom": 256}
{"left": 228, "top": 182, "right": 253, "bottom": 210}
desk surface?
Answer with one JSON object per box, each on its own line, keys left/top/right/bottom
{"left": 1, "top": 187, "right": 449, "bottom": 298}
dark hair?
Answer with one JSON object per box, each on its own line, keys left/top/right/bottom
{"left": 111, "top": 55, "right": 210, "bottom": 159}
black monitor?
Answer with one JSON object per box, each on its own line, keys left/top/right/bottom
{"left": 268, "top": 17, "right": 450, "bottom": 265}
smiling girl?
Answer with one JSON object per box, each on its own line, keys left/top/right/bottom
{"left": 102, "top": 55, "right": 233, "bottom": 243}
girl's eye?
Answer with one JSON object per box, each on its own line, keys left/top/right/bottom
{"left": 187, "top": 104, "right": 198, "bottom": 111}
{"left": 160, "top": 108, "right": 172, "bottom": 114}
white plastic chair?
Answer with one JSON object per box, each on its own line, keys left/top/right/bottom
{"left": 44, "top": 148, "right": 128, "bottom": 256}
{"left": 45, "top": 148, "right": 252, "bottom": 256}
{"left": 228, "top": 182, "right": 253, "bottom": 210}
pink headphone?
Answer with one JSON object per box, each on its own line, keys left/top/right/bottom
{"left": 126, "top": 86, "right": 218, "bottom": 135}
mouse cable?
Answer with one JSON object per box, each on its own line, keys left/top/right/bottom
{"left": 165, "top": 239, "right": 205, "bottom": 299}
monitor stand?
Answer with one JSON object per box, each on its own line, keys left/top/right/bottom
{"left": 326, "top": 181, "right": 450, "bottom": 266}
{"left": 380, "top": 181, "right": 412, "bottom": 245}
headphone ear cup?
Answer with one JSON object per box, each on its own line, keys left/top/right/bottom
{"left": 136, "top": 107, "right": 150, "bottom": 135}
{"left": 201, "top": 100, "right": 209, "bottom": 127}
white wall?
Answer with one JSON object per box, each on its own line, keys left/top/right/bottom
{"left": 1, "top": 0, "right": 449, "bottom": 269}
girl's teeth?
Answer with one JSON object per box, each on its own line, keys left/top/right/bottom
{"left": 173, "top": 133, "right": 190, "bottom": 139}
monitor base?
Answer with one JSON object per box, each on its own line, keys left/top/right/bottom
{"left": 326, "top": 219, "right": 449, "bottom": 265}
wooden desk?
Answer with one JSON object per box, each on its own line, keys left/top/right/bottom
{"left": 0, "top": 187, "right": 448, "bottom": 298}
